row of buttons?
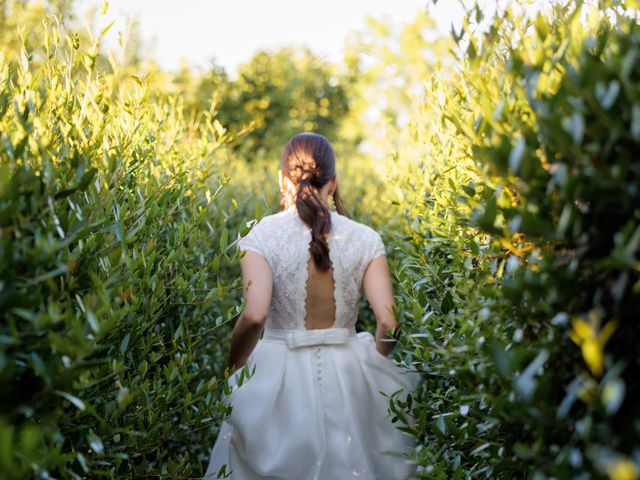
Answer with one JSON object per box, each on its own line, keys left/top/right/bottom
{"left": 316, "top": 346, "right": 323, "bottom": 383}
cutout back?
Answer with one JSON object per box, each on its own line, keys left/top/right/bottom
{"left": 303, "top": 253, "right": 337, "bottom": 330}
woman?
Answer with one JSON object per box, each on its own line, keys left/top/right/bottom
{"left": 205, "top": 132, "right": 420, "bottom": 479}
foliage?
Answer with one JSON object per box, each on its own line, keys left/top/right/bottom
{"left": 2, "top": 0, "right": 640, "bottom": 478}
{"left": 339, "top": 10, "right": 452, "bottom": 160}
{"left": 201, "top": 47, "right": 350, "bottom": 162}
{"left": 0, "top": 10, "right": 249, "bottom": 479}
{"left": 378, "top": 1, "right": 640, "bottom": 478}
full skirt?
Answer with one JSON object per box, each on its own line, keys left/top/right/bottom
{"left": 204, "top": 329, "right": 420, "bottom": 480}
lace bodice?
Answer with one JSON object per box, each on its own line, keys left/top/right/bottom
{"left": 236, "top": 205, "right": 386, "bottom": 331}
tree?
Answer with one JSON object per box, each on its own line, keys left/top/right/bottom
{"left": 211, "top": 47, "right": 349, "bottom": 161}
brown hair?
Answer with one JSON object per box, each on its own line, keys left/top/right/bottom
{"left": 279, "top": 132, "right": 348, "bottom": 272}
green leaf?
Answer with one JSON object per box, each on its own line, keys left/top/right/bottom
{"left": 462, "top": 181, "right": 476, "bottom": 197}
{"left": 87, "top": 431, "right": 104, "bottom": 454}
{"left": 508, "top": 137, "right": 526, "bottom": 173}
{"left": 77, "top": 453, "right": 89, "bottom": 473}
{"left": 98, "top": 20, "right": 116, "bottom": 41}
{"left": 115, "top": 221, "right": 124, "bottom": 242}
{"left": 119, "top": 333, "right": 131, "bottom": 353}
{"left": 219, "top": 228, "right": 228, "bottom": 251}
{"left": 561, "top": 111, "right": 585, "bottom": 145}
{"left": 87, "top": 310, "right": 99, "bottom": 333}
{"left": 54, "top": 390, "right": 86, "bottom": 411}
{"left": 441, "top": 290, "right": 454, "bottom": 314}
{"left": 255, "top": 203, "right": 264, "bottom": 220}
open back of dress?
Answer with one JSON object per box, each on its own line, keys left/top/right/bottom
{"left": 303, "top": 255, "right": 336, "bottom": 330}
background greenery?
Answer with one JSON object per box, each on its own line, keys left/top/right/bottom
{"left": 1, "top": 0, "right": 638, "bottom": 478}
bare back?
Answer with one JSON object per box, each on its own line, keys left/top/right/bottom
{"left": 304, "top": 256, "right": 337, "bottom": 329}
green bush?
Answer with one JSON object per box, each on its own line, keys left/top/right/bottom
{"left": 0, "top": 13, "right": 249, "bottom": 479}
{"left": 3, "top": 1, "right": 639, "bottom": 479}
{"left": 207, "top": 48, "right": 350, "bottom": 161}
{"left": 379, "top": 1, "right": 640, "bottom": 478}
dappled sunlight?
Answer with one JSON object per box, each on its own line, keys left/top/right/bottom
{"left": 1, "top": 0, "right": 639, "bottom": 478}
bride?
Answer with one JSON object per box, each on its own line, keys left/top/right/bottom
{"left": 205, "top": 132, "right": 420, "bottom": 479}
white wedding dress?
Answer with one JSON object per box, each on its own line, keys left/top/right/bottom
{"left": 205, "top": 205, "right": 420, "bottom": 480}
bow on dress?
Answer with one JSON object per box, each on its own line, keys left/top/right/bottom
{"left": 285, "top": 327, "right": 351, "bottom": 349}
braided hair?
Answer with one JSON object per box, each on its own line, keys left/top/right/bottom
{"left": 279, "top": 132, "right": 348, "bottom": 272}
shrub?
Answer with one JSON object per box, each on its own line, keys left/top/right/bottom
{"left": 0, "top": 13, "right": 244, "bottom": 479}
{"left": 381, "top": 1, "right": 640, "bottom": 478}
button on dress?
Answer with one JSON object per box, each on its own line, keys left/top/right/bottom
{"left": 205, "top": 206, "right": 420, "bottom": 480}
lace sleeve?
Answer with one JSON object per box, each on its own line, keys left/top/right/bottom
{"left": 364, "top": 228, "right": 386, "bottom": 270}
{"left": 237, "top": 220, "right": 267, "bottom": 257}
{"left": 370, "top": 230, "right": 386, "bottom": 261}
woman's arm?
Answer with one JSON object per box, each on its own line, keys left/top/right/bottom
{"left": 227, "top": 250, "right": 273, "bottom": 373}
{"left": 362, "top": 254, "right": 398, "bottom": 356}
